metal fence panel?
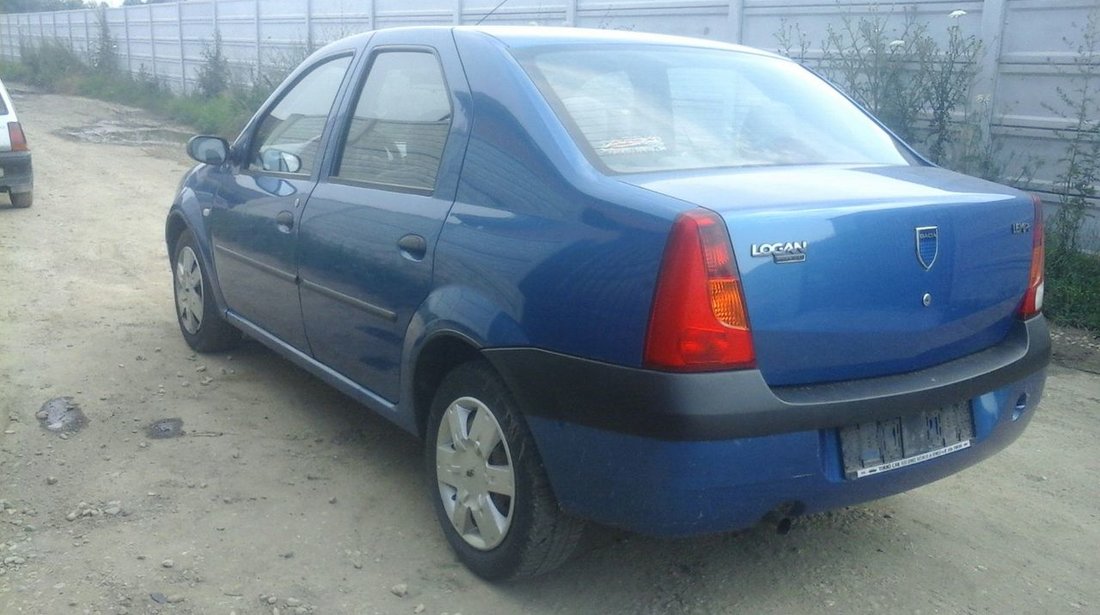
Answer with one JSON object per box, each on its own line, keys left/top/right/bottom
{"left": 0, "top": 0, "right": 1095, "bottom": 241}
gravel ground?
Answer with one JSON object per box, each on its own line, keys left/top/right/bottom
{"left": 1, "top": 90, "right": 1098, "bottom": 615}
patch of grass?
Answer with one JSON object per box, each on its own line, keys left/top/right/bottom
{"left": 1045, "top": 249, "right": 1100, "bottom": 330}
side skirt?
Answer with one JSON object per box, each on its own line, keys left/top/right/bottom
{"left": 224, "top": 310, "right": 418, "bottom": 436}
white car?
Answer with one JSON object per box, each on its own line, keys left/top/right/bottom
{"left": 0, "top": 77, "right": 33, "bottom": 208}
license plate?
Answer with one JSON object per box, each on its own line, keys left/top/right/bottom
{"left": 839, "top": 403, "right": 973, "bottom": 479}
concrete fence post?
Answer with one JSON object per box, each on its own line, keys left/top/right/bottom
{"left": 727, "top": 0, "right": 744, "bottom": 43}
{"left": 305, "top": 0, "right": 314, "bottom": 52}
{"left": 256, "top": 0, "right": 263, "bottom": 77}
{"left": 978, "top": 0, "right": 1008, "bottom": 109}
{"left": 178, "top": 1, "right": 186, "bottom": 93}
{"left": 123, "top": 7, "right": 133, "bottom": 74}
{"left": 565, "top": 0, "right": 577, "bottom": 26}
{"left": 150, "top": 4, "right": 158, "bottom": 80}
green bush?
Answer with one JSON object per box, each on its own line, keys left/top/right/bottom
{"left": 15, "top": 39, "right": 86, "bottom": 90}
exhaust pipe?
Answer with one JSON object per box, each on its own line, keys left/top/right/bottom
{"left": 762, "top": 501, "right": 805, "bottom": 535}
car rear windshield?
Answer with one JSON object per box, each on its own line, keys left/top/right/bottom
{"left": 515, "top": 45, "right": 914, "bottom": 173}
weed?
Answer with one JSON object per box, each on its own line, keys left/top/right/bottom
{"left": 774, "top": 19, "right": 811, "bottom": 64}
{"left": 1044, "top": 11, "right": 1100, "bottom": 258}
{"left": 195, "top": 30, "right": 230, "bottom": 98}
{"left": 90, "top": 6, "right": 117, "bottom": 76}
{"left": 1042, "top": 11, "right": 1100, "bottom": 330}
{"left": 819, "top": 8, "right": 933, "bottom": 145}
{"left": 922, "top": 13, "right": 982, "bottom": 163}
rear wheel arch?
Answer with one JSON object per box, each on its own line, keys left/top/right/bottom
{"left": 412, "top": 334, "right": 483, "bottom": 439}
{"left": 424, "top": 359, "right": 587, "bottom": 579}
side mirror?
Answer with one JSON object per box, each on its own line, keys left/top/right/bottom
{"left": 260, "top": 148, "right": 303, "bottom": 174}
{"left": 187, "top": 135, "right": 230, "bottom": 165}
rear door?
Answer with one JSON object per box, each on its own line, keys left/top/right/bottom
{"left": 209, "top": 54, "right": 353, "bottom": 350}
{"left": 297, "top": 29, "right": 470, "bottom": 402}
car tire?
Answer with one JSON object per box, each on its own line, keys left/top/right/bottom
{"left": 426, "top": 361, "right": 586, "bottom": 580}
{"left": 172, "top": 229, "right": 241, "bottom": 353}
{"left": 10, "top": 191, "right": 32, "bottom": 208}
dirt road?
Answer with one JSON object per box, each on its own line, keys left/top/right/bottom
{"left": 1, "top": 91, "right": 1098, "bottom": 615}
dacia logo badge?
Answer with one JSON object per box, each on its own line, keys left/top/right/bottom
{"left": 915, "top": 226, "right": 938, "bottom": 270}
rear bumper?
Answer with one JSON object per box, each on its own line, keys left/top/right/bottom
{"left": 0, "top": 150, "right": 33, "bottom": 193}
{"left": 484, "top": 316, "right": 1050, "bottom": 535}
{"left": 526, "top": 367, "right": 1043, "bottom": 535}
{"left": 485, "top": 317, "right": 1049, "bottom": 440}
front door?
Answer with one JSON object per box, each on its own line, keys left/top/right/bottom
{"left": 209, "top": 54, "right": 353, "bottom": 349}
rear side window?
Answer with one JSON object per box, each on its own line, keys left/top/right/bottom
{"left": 248, "top": 55, "right": 352, "bottom": 175}
{"left": 334, "top": 51, "right": 452, "bottom": 193}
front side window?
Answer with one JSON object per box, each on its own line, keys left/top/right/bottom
{"left": 248, "top": 55, "right": 352, "bottom": 175}
{"left": 517, "top": 46, "right": 914, "bottom": 173}
{"left": 334, "top": 51, "right": 452, "bottom": 192}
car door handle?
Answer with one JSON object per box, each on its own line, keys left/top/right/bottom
{"left": 275, "top": 210, "right": 295, "bottom": 233}
{"left": 397, "top": 234, "right": 427, "bottom": 261}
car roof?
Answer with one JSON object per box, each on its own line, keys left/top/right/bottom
{"left": 311, "top": 25, "right": 782, "bottom": 61}
{"left": 459, "top": 25, "right": 780, "bottom": 57}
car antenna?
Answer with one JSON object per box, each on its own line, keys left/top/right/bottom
{"left": 475, "top": 0, "right": 510, "bottom": 25}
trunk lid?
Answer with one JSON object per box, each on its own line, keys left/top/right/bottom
{"left": 624, "top": 165, "right": 1035, "bottom": 386}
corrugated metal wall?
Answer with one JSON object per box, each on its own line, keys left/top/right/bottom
{"left": 1, "top": 0, "right": 1097, "bottom": 237}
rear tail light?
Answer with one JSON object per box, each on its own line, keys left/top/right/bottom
{"left": 644, "top": 209, "right": 755, "bottom": 371}
{"left": 7, "top": 122, "right": 28, "bottom": 152}
{"left": 1017, "top": 194, "right": 1044, "bottom": 319}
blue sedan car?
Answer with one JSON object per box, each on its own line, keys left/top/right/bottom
{"left": 167, "top": 26, "right": 1049, "bottom": 579}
